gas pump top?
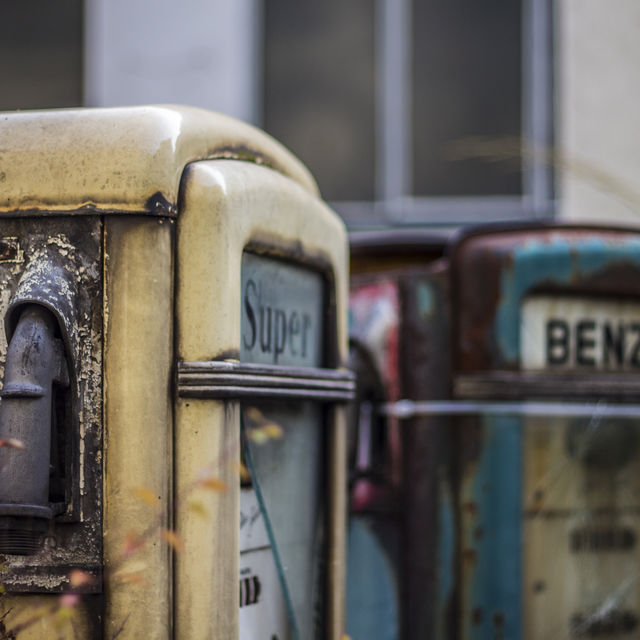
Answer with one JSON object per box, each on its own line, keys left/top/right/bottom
{"left": 0, "top": 105, "right": 317, "bottom": 216}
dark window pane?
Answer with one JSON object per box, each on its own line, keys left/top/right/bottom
{"left": 412, "top": 0, "right": 522, "bottom": 196}
{"left": 264, "top": 1, "right": 376, "bottom": 201}
{"left": 0, "top": 0, "right": 83, "bottom": 110}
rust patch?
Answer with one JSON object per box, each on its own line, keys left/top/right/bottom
{"left": 462, "top": 548, "right": 477, "bottom": 567}
{"left": 461, "top": 501, "right": 478, "bottom": 516}
{"left": 144, "top": 191, "right": 176, "bottom": 217}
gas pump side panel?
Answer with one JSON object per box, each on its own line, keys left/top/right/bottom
{"left": 103, "top": 216, "right": 174, "bottom": 640}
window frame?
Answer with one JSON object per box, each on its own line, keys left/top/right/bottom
{"left": 262, "top": 0, "right": 555, "bottom": 229}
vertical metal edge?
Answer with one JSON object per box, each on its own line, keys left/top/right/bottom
{"left": 327, "top": 405, "right": 348, "bottom": 640}
{"left": 103, "top": 216, "right": 174, "bottom": 639}
{"left": 460, "top": 415, "right": 523, "bottom": 640}
{"left": 400, "top": 268, "right": 454, "bottom": 639}
{"left": 174, "top": 164, "right": 241, "bottom": 639}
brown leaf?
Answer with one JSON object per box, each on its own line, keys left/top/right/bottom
{"left": 132, "top": 486, "right": 159, "bottom": 507}
{"left": 198, "top": 477, "right": 228, "bottom": 492}
{"left": 69, "top": 569, "right": 95, "bottom": 589}
{"left": 115, "top": 571, "right": 146, "bottom": 586}
{"left": 121, "top": 531, "right": 145, "bottom": 556}
{"left": 262, "top": 422, "right": 284, "bottom": 440}
{"left": 237, "top": 462, "right": 252, "bottom": 484}
{"left": 114, "top": 560, "right": 147, "bottom": 585}
{"left": 245, "top": 406, "right": 265, "bottom": 425}
{"left": 0, "top": 438, "right": 25, "bottom": 450}
{"left": 161, "top": 529, "right": 185, "bottom": 553}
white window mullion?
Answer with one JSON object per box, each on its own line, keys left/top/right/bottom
{"left": 378, "top": 0, "right": 412, "bottom": 205}
{"left": 522, "top": 0, "right": 555, "bottom": 218}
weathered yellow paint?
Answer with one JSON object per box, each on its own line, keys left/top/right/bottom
{"left": 175, "top": 160, "right": 349, "bottom": 638}
{"left": 174, "top": 400, "right": 239, "bottom": 638}
{"left": 177, "top": 160, "right": 348, "bottom": 363}
{"left": 103, "top": 217, "right": 174, "bottom": 639}
{"left": 0, "top": 105, "right": 318, "bottom": 217}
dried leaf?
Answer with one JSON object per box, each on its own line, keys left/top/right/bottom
{"left": 115, "top": 571, "right": 146, "bottom": 586}
{"left": 161, "top": 529, "right": 185, "bottom": 553}
{"left": 69, "top": 569, "right": 95, "bottom": 589}
{"left": 263, "top": 422, "right": 284, "bottom": 440}
{"left": 198, "top": 477, "right": 228, "bottom": 492}
{"left": 0, "top": 438, "right": 25, "bottom": 450}
{"left": 132, "top": 486, "right": 158, "bottom": 507}
{"left": 121, "top": 531, "right": 145, "bottom": 556}
{"left": 247, "top": 428, "right": 268, "bottom": 445}
{"left": 59, "top": 593, "right": 80, "bottom": 609}
{"left": 237, "top": 462, "right": 252, "bottom": 484}
{"left": 188, "top": 500, "right": 209, "bottom": 519}
{"left": 114, "top": 560, "right": 147, "bottom": 585}
{"left": 245, "top": 406, "right": 265, "bottom": 424}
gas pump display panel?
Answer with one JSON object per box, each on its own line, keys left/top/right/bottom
{"left": 239, "top": 253, "right": 326, "bottom": 640}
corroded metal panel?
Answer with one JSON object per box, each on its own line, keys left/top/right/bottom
{"left": 453, "top": 226, "right": 640, "bottom": 372}
{"left": 453, "top": 224, "right": 640, "bottom": 640}
{"left": 0, "top": 217, "right": 103, "bottom": 636}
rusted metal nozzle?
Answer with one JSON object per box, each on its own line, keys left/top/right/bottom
{"left": 0, "top": 305, "right": 68, "bottom": 555}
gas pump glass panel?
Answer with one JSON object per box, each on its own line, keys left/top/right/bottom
{"left": 521, "top": 295, "right": 640, "bottom": 638}
{"left": 240, "top": 253, "right": 325, "bottom": 640}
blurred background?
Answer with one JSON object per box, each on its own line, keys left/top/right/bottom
{"left": 1, "top": 0, "right": 638, "bottom": 230}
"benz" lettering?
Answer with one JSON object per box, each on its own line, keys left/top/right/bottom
{"left": 546, "top": 318, "right": 640, "bottom": 369}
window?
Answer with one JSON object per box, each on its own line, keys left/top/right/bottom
{"left": 0, "top": 0, "right": 83, "bottom": 111}
{"left": 264, "top": 0, "right": 554, "bottom": 228}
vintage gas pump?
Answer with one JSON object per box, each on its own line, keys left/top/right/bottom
{"left": 452, "top": 224, "right": 640, "bottom": 638}
{"left": 347, "top": 230, "right": 451, "bottom": 639}
{"left": 0, "top": 106, "right": 351, "bottom": 639}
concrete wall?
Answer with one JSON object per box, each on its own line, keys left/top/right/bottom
{"left": 557, "top": 0, "right": 640, "bottom": 224}
{"left": 84, "top": 0, "right": 261, "bottom": 124}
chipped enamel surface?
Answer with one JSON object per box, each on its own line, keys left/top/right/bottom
{"left": 0, "top": 105, "right": 318, "bottom": 217}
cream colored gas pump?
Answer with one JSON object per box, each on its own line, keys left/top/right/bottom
{"left": 0, "top": 106, "right": 351, "bottom": 639}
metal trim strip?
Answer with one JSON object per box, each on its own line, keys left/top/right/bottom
{"left": 454, "top": 372, "right": 640, "bottom": 400}
{"left": 178, "top": 361, "right": 355, "bottom": 402}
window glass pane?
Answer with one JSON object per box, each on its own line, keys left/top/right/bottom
{"left": 412, "top": 0, "right": 522, "bottom": 196}
{"left": 239, "top": 252, "right": 326, "bottom": 638}
{"left": 0, "top": 0, "right": 83, "bottom": 110}
{"left": 242, "top": 402, "right": 325, "bottom": 639}
{"left": 264, "top": 1, "right": 376, "bottom": 202}
{"left": 523, "top": 415, "right": 640, "bottom": 638}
